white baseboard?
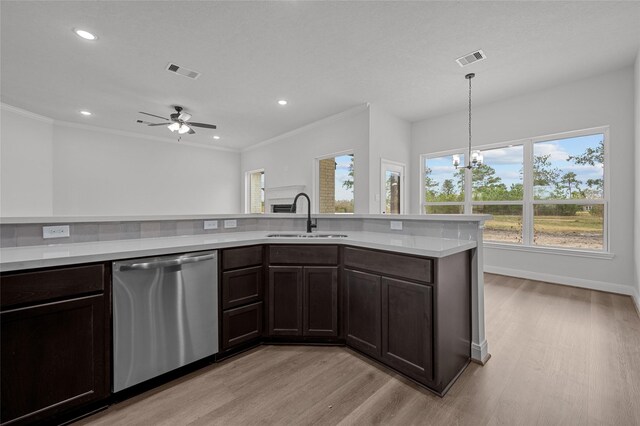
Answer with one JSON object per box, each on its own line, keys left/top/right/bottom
{"left": 471, "top": 340, "right": 490, "bottom": 365}
{"left": 633, "top": 287, "right": 640, "bottom": 318}
{"left": 484, "top": 265, "right": 635, "bottom": 297}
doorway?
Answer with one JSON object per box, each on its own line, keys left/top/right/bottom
{"left": 381, "top": 159, "right": 405, "bottom": 214}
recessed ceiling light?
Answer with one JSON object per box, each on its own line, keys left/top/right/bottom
{"left": 277, "top": 100, "right": 288, "bottom": 106}
{"left": 74, "top": 29, "right": 97, "bottom": 41}
{"left": 80, "top": 110, "right": 92, "bottom": 116}
{"left": 213, "top": 135, "right": 221, "bottom": 140}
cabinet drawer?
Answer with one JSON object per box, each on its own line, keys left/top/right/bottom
{"left": 222, "top": 302, "right": 263, "bottom": 349}
{"left": 344, "top": 247, "right": 433, "bottom": 283}
{"left": 269, "top": 245, "right": 338, "bottom": 265}
{"left": 222, "top": 245, "right": 263, "bottom": 271}
{"left": 222, "top": 266, "right": 263, "bottom": 310}
{"left": 1, "top": 264, "right": 106, "bottom": 309}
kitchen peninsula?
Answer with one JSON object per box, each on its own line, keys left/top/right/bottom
{"left": 0, "top": 214, "right": 490, "bottom": 425}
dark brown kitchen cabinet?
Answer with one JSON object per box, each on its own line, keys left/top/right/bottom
{"left": 222, "top": 302, "right": 263, "bottom": 349}
{"left": 303, "top": 267, "right": 338, "bottom": 337}
{"left": 268, "top": 266, "right": 303, "bottom": 336}
{"left": 381, "top": 277, "right": 433, "bottom": 382}
{"left": 267, "top": 245, "right": 339, "bottom": 339}
{"left": 222, "top": 266, "right": 263, "bottom": 310}
{"left": 0, "top": 264, "right": 110, "bottom": 425}
{"left": 220, "top": 246, "right": 265, "bottom": 351}
{"left": 344, "top": 246, "right": 470, "bottom": 395}
{"left": 345, "top": 269, "right": 381, "bottom": 358}
{"left": 268, "top": 266, "right": 340, "bottom": 337}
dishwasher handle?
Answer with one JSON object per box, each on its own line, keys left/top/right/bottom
{"left": 117, "top": 253, "right": 216, "bottom": 271}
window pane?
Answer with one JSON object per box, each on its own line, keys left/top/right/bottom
{"left": 473, "top": 205, "right": 522, "bottom": 244}
{"left": 319, "top": 154, "right": 354, "bottom": 213}
{"left": 533, "top": 204, "right": 604, "bottom": 250}
{"left": 472, "top": 145, "right": 523, "bottom": 201}
{"left": 424, "top": 204, "right": 464, "bottom": 214}
{"left": 533, "top": 134, "right": 604, "bottom": 200}
{"left": 424, "top": 155, "right": 465, "bottom": 202}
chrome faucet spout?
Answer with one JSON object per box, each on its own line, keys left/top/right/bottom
{"left": 291, "top": 192, "right": 317, "bottom": 233}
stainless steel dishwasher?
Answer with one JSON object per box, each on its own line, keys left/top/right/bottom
{"left": 112, "top": 250, "right": 218, "bottom": 392}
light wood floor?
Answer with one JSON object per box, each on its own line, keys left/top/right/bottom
{"left": 77, "top": 274, "right": 640, "bottom": 425}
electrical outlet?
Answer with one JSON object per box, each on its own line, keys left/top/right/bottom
{"left": 204, "top": 220, "right": 218, "bottom": 230}
{"left": 224, "top": 219, "right": 237, "bottom": 229}
{"left": 390, "top": 221, "right": 403, "bottom": 231}
{"left": 43, "top": 225, "right": 70, "bottom": 239}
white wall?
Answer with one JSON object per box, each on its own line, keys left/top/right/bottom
{"left": 634, "top": 49, "right": 640, "bottom": 309}
{"left": 368, "top": 104, "right": 412, "bottom": 213}
{"left": 52, "top": 124, "right": 241, "bottom": 216}
{"left": 0, "top": 105, "right": 241, "bottom": 216}
{"left": 411, "top": 66, "right": 636, "bottom": 294}
{"left": 0, "top": 106, "right": 54, "bottom": 216}
{"left": 241, "top": 106, "right": 371, "bottom": 213}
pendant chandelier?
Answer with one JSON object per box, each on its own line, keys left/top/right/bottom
{"left": 453, "top": 73, "right": 483, "bottom": 169}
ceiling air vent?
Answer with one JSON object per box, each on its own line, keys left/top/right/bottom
{"left": 456, "top": 50, "right": 486, "bottom": 67}
{"left": 166, "top": 63, "right": 201, "bottom": 79}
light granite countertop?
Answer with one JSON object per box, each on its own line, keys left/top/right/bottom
{"left": 0, "top": 231, "right": 477, "bottom": 272}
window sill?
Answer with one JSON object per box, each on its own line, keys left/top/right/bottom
{"left": 483, "top": 242, "right": 614, "bottom": 259}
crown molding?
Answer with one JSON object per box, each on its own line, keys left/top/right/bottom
{"left": 1, "top": 103, "right": 54, "bottom": 124}
{"left": 53, "top": 119, "right": 240, "bottom": 153}
{"left": 1, "top": 102, "right": 239, "bottom": 153}
{"left": 242, "top": 103, "right": 370, "bottom": 152}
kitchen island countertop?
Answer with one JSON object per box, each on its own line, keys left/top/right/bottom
{"left": 0, "top": 230, "right": 476, "bottom": 272}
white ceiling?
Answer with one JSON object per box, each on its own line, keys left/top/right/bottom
{"left": 2, "top": 1, "right": 639, "bottom": 150}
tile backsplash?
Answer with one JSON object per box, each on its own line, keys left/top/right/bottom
{"left": 0, "top": 217, "right": 480, "bottom": 248}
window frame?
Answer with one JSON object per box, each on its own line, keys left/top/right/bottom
{"left": 420, "top": 126, "right": 610, "bottom": 253}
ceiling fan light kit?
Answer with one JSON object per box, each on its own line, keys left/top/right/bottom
{"left": 137, "top": 105, "right": 216, "bottom": 140}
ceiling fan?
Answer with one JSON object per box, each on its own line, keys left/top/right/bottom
{"left": 136, "top": 106, "right": 216, "bottom": 135}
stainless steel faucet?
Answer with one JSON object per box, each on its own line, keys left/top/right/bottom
{"left": 291, "top": 192, "right": 317, "bottom": 233}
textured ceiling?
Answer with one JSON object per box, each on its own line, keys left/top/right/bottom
{"left": 1, "top": 1, "right": 639, "bottom": 150}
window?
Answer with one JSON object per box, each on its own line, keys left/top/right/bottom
{"left": 246, "top": 169, "right": 264, "bottom": 213}
{"left": 423, "top": 153, "right": 465, "bottom": 214}
{"left": 532, "top": 133, "right": 605, "bottom": 250}
{"left": 471, "top": 145, "right": 524, "bottom": 244}
{"left": 318, "top": 153, "right": 354, "bottom": 214}
{"left": 421, "top": 127, "right": 608, "bottom": 252}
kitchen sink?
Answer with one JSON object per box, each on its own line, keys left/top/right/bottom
{"left": 266, "top": 233, "right": 348, "bottom": 238}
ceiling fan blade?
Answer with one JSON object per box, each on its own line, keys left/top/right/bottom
{"left": 136, "top": 119, "right": 153, "bottom": 125}
{"left": 188, "top": 122, "right": 217, "bottom": 129}
{"left": 188, "top": 127, "right": 196, "bottom": 135}
{"left": 178, "top": 112, "right": 192, "bottom": 121}
{"left": 148, "top": 122, "right": 170, "bottom": 126}
{"left": 138, "top": 111, "right": 169, "bottom": 121}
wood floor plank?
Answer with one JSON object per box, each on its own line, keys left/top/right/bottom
{"left": 77, "top": 274, "right": 640, "bottom": 426}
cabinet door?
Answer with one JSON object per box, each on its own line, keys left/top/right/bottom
{"left": 268, "top": 266, "right": 303, "bottom": 336}
{"left": 1, "top": 294, "right": 108, "bottom": 424}
{"left": 303, "top": 267, "right": 338, "bottom": 337}
{"left": 222, "top": 266, "right": 263, "bottom": 310}
{"left": 222, "top": 302, "right": 263, "bottom": 349}
{"left": 345, "top": 269, "right": 381, "bottom": 358}
{"left": 381, "top": 277, "right": 433, "bottom": 382}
